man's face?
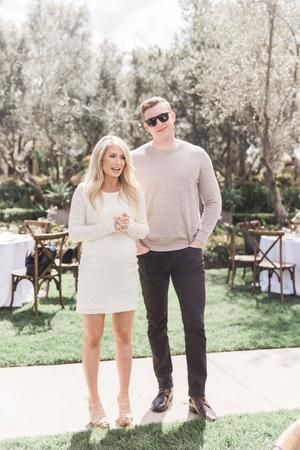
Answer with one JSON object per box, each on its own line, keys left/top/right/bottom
{"left": 143, "top": 102, "right": 176, "bottom": 139}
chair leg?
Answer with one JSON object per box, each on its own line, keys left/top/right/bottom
{"left": 59, "top": 274, "right": 64, "bottom": 309}
{"left": 268, "top": 270, "right": 272, "bottom": 293}
{"left": 74, "top": 269, "right": 78, "bottom": 292}
{"left": 45, "top": 280, "right": 50, "bottom": 300}
{"left": 231, "top": 265, "right": 237, "bottom": 288}
{"left": 291, "top": 269, "right": 296, "bottom": 296}
{"left": 10, "top": 275, "right": 18, "bottom": 308}
{"left": 252, "top": 266, "right": 256, "bottom": 294}
{"left": 33, "top": 281, "right": 39, "bottom": 317}
{"left": 280, "top": 281, "right": 284, "bottom": 303}
{"left": 226, "top": 264, "right": 231, "bottom": 284}
{"left": 279, "top": 269, "right": 284, "bottom": 303}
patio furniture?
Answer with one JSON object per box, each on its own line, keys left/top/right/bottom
{"left": 225, "top": 224, "right": 256, "bottom": 288}
{"left": 0, "top": 231, "right": 33, "bottom": 308}
{"left": 58, "top": 243, "right": 81, "bottom": 292}
{"left": 11, "top": 231, "right": 69, "bottom": 316}
{"left": 23, "top": 219, "right": 54, "bottom": 236}
{"left": 249, "top": 229, "right": 296, "bottom": 303}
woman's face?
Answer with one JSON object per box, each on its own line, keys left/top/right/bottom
{"left": 102, "top": 145, "right": 126, "bottom": 180}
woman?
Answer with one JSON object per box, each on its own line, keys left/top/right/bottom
{"left": 69, "top": 135, "right": 149, "bottom": 428}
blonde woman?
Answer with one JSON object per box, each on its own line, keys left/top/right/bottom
{"left": 69, "top": 135, "right": 149, "bottom": 428}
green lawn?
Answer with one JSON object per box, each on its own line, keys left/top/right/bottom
{"left": 0, "top": 269, "right": 299, "bottom": 367}
{"left": 1, "top": 410, "right": 299, "bottom": 450}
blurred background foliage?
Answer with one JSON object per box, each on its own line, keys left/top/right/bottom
{"left": 0, "top": 0, "right": 299, "bottom": 228}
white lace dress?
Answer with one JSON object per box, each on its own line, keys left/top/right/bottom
{"left": 68, "top": 183, "right": 148, "bottom": 314}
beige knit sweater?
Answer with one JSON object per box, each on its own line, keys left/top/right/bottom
{"left": 131, "top": 139, "right": 222, "bottom": 251}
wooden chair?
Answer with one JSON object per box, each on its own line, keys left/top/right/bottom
{"left": 58, "top": 243, "right": 81, "bottom": 292}
{"left": 10, "top": 231, "right": 69, "bottom": 316}
{"left": 23, "top": 220, "right": 53, "bottom": 236}
{"left": 225, "top": 224, "right": 256, "bottom": 288}
{"left": 248, "top": 229, "right": 296, "bottom": 302}
{"left": 236, "top": 219, "right": 262, "bottom": 255}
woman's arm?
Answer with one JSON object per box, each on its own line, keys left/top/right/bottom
{"left": 126, "top": 190, "right": 149, "bottom": 240}
{"left": 68, "top": 185, "right": 115, "bottom": 243}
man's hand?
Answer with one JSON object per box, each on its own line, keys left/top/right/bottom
{"left": 189, "top": 240, "right": 204, "bottom": 249}
{"left": 136, "top": 241, "right": 150, "bottom": 255}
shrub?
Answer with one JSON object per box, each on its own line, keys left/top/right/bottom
{"left": 43, "top": 183, "right": 73, "bottom": 209}
{"left": 237, "top": 183, "right": 272, "bottom": 213}
{"left": 204, "top": 230, "right": 228, "bottom": 269}
{"left": 221, "top": 187, "right": 244, "bottom": 211}
{"left": 282, "top": 187, "right": 300, "bottom": 213}
{"left": 233, "top": 212, "right": 276, "bottom": 226}
{"left": 0, "top": 208, "right": 47, "bottom": 222}
{"left": 0, "top": 178, "right": 43, "bottom": 209}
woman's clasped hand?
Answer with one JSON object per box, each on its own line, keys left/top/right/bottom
{"left": 114, "top": 213, "right": 130, "bottom": 232}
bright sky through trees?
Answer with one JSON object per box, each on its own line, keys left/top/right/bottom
{"left": 0, "top": 0, "right": 183, "bottom": 51}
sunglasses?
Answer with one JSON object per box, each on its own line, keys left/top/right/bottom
{"left": 145, "top": 112, "right": 171, "bottom": 127}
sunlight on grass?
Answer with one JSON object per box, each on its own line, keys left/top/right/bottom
{"left": 0, "top": 410, "right": 299, "bottom": 450}
{"left": 0, "top": 270, "right": 299, "bottom": 367}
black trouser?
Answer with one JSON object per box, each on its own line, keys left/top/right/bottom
{"left": 138, "top": 247, "right": 207, "bottom": 397}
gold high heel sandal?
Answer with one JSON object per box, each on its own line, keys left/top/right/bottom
{"left": 88, "top": 400, "right": 110, "bottom": 429}
{"left": 116, "top": 396, "right": 133, "bottom": 427}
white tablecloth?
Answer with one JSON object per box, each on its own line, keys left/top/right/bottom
{"left": 0, "top": 232, "right": 33, "bottom": 307}
{"left": 260, "top": 234, "right": 300, "bottom": 296}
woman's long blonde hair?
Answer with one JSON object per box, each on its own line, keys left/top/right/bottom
{"left": 85, "top": 135, "right": 138, "bottom": 209}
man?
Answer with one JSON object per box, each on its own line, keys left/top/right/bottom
{"left": 131, "top": 96, "right": 222, "bottom": 421}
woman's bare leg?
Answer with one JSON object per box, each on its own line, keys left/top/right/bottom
{"left": 112, "top": 310, "right": 135, "bottom": 425}
{"left": 81, "top": 313, "right": 109, "bottom": 427}
{"left": 81, "top": 313, "right": 105, "bottom": 403}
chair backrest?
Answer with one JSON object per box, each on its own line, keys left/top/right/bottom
{"left": 225, "top": 224, "right": 236, "bottom": 258}
{"left": 237, "top": 220, "right": 262, "bottom": 255}
{"left": 24, "top": 220, "right": 53, "bottom": 237}
{"left": 73, "top": 242, "right": 81, "bottom": 262}
{"left": 248, "top": 229, "right": 284, "bottom": 268}
{"left": 29, "top": 231, "right": 69, "bottom": 279}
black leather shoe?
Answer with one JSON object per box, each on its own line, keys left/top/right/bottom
{"left": 189, "top": 397, "right": 217, "bottom": 421}
{"left": 151, "top": 388, "right": 173, "bottom": 412}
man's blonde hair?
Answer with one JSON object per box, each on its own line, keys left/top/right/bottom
{"left": 139, "top": 96, "right": 172, "bottom": 119}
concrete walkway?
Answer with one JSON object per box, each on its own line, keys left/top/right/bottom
{"left": 1, "top": 347, "right": 299, "bottom": 440}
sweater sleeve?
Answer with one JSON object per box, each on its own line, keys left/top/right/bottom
{"left": 195, "top": 151, "right": 222, "bottom": 244}
{"left": 126, "top": 189, "right": 149, "bottom": 240}
{"left": 68, "top": 184, "right": 115, "bottom": 243}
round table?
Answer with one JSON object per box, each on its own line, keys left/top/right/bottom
{"left": 259, "top": 234, "right": 300, "bottom": 296}
{"left": 0, "top": 232, "right": 33, "bottom": 307}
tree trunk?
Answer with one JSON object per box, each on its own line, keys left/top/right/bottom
{"left": 261, "top": 0, "right": 288, "bottom": 225}
{"left": 263, "top": 157, "right": 287, "bottom": 225}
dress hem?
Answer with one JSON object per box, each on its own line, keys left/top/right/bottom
{"left": 76, "top": 307, "right": 136, "bottom": 314}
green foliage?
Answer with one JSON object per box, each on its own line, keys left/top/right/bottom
{"left": 233, "top": 212, "right": 276, "bottom": 226}
{"left": 1, "top": 410, "right": 300, "bottom": 450}
{"left": 237, "top": 182, "right": 272, "bottom": 213}
{"left": 282, "top": 187, "right": 300, "bottom": 213}
{"left": 0, "top": 178, "right": 41, "bottom": 209}
{"left": 204, "top": 245, "right": 228, "bottom": 269}
{"left": 221, "top": 187, "right": 244, "bottom": 211}
{"left": 43, "top": 183, "right": 73, "bottom": 208}
{"left": 204, "top": 230, "right": 228, "bottom": 269}
{"left": 0, "top": 208, "right": 46, "bottom": 222}
{"left": 1, "top": 271, "right": 300, "bottom": 367}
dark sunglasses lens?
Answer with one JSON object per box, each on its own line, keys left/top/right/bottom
{"left": 158, "top": 113, "right": 169, "bottom": 123}
{"left": 146, "top": 112, "right": 170, "bottom": 127}
{"left": 146, "top": 117, "right": 157, "bottom": 127}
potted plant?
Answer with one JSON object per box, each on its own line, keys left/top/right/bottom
{"left": 44, "top": 183, "right": 73, "bottom": 226}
